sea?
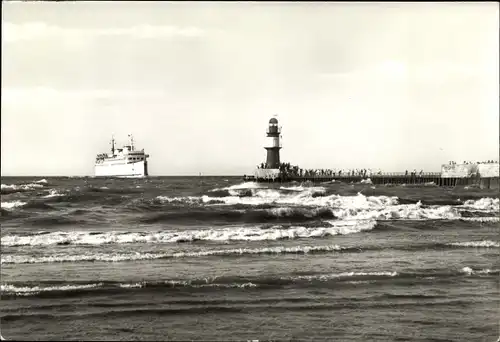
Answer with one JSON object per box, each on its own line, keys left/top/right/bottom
{"left": 1, "top": 176, "right": 499, "bottom": 341}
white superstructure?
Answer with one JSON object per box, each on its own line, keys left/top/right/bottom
{"left": 94, "top": 134, "right": 150, "bottom": 178}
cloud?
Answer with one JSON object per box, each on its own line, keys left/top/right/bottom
{"left": 317, "top": 60, "right": 486, "bottom": 85}
{"left": 1, "top": 21, "right": 207, "bottom": 43}
{"left": 1, "top": 87, "right": 167, "bottom": 105}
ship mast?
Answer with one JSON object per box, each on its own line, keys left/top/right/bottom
{"left": 129, "top": 134, "right": 135, "bottom": 150}
{"left": 110, "top": 134, "right": 115, "bottom": 155}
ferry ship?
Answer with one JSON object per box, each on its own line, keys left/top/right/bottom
{"left": 95, "top": 134, "right": 149, "bottom": 177}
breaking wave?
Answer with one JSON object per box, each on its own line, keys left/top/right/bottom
{"left": 2, "top": 267, "right": 497, "bottom": 297}
{"left": 329, "top": 201, "right": 462, "bottom": 221}
{"left": 1, "top": 283, "right": 101, "bottom": 296}
{"left": 157, "top": 191, "right": 400, "bottom": 208}
{"left": 4, "top": 239, "right": 499, "bottom": 265}
{"left": 459, "top": 217, "right": 499, "bottom": 223}
{"left": 1, "top": 220, "right": 377, "bottom": 247}
{"left": 1, "top": 200, "right": 55, "bottom": 213}
{"left": 1, "top": 179, "right": 48, "bottom": 194}
{"left": 448, "top": 240, "right": 500, "bottom": 248}
{"left": 1, "top": 200, "right": 27, "bottom": 209}
{"left": 156, "top": 188, "right": 497, "bottom": 213}
{"left": 139, "top": 206, "right": 336, "bottom": 224}
{"left": 209, "top": 182, "right": 265, "bottom": 196}
{"left": 1, "top": 244, "right": 349, "bottom": 264}
{"left": 462, "top": 197, "right": 499, "bottom": 211}
{"left": 285, "top": 271, "right": 398, "bottom": 281}
{"left": 154, "top": 192, "right": 497, "bottom": 223}
{"left": 461, "top": 267, "right": 496, "bottom": 276}
{"left": 279, "top": 185, "right": 327, "bottom": 193}
{"left": 42, "top": 189, "right": 64, "bottom": 198}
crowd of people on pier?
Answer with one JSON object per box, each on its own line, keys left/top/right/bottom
{"left": 449, "top": 160, "right": 498, "bottom": 165}
{"left": 255, "top": 162, "right": 433, "bottom": 178}
{"left": 404, "top": 169, "right": 425, "bottom": 177}
{"left": 256, "top": 162, "right": 385, "bottom": 178}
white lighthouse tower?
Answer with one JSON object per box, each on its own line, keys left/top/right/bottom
{"left": 254, "top": 116, "right": 283, "bottom": 181}
{"left": 264, "top": 117, "right": 282, "bottom": 168}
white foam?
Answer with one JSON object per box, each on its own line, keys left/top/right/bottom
{"left": 264, "top": 206, "right": 332, "bottom": 218}
{"left": 0, "top": 220, "right": 377, "bottom": 247}
{"left": 167, "top": 280, "right": 255, "bottom": 289}
{"left": 360, "top": 178, "right": 372, "bottom": 184}
{"left": 285, "top": 271, "right": 398, "bottom": 281}
{"left": 163, "top": 188, "right": 396, "bottom": 209}
{"left": 329, "top": 201, "right": 462, "bottom": 221}
{"left": 1, "top": 283, "right": 101, "bottom": 296}
{"left": 35, "top": 179, "right": 48, "bottom": 184}
{"left": 461, "top": 267, "right": 496, "bottom": 275}
{"left": 43, "top": 189, "right": 64, "bottom": 198}
{"left": 449, "top": 240, "right": 499, "bottom": 248}
{"left": 209, "top": 181, "right": 264, "bottom": 195}
{"left": 1, "top": 182, "right": 44, "bottom": 192}
{"left": 119, "top": 283, "right": 143, "bottom": 288}
{"left": 1, "top": 200, "right": 26, "bottom": 209}
{"left": 156, "top": 195, "right": 210, "bottom": 204}
{"left": 225, "top": 182, "right": 262, "bottom": 190}
{"left": 202, "top": 191, "right": 399, "bottom": 208}
{"left": 0, "top": 281, "right": 259, "bottom": 296}
{"left": 460, "top": 217, "right": 500, "bottom": 223}
{"left": 197, "top": 282, "right": 257, "bottom": 288}
{"left": 460, "top": 267, "right": 496, "bottom": 275}
{"left": 463, "top": 198, "right": 499, "bottom": 211}
{"left": 280, "top": 185, "right": 326, "bottom": 193}
{"left": 280, "top": 185, "right": 304, "bottom": 191}
{"left": 461, "top": 266, "right": 474, "bottom": 275}
{"left": 1, "top": 244, "right": 346, "bottom": 264}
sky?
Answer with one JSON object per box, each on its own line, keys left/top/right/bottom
{"left": 1, "top": 1, "right": 499, "bottom": 176}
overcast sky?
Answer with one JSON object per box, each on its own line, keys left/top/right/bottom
{"left": 1, "top": 1, "right": 498, "bottom": 176}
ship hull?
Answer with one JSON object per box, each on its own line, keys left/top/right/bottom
{"left": 95, "top": 161, "right": 148, "bottom": 178}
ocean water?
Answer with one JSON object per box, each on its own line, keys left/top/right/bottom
{"left": 1, "top": 176, "right": 499, "bottom": 341}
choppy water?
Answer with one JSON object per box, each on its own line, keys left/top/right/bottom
{"left": 1, "top": 176, "right": 499, "bottom": 341}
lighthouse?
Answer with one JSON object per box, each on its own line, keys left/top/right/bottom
{"left": 264, "top": 117, "right": 282, "bottom": 169}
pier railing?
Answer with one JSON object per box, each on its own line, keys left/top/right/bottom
{"left": 244, "top": 171, "right": 498, "bottom": 189}
{"left": 370, "top": 172, "right": 441, "bottom": 177}
{"left": 278, "top": 172, "right": 441, "bottom": 178}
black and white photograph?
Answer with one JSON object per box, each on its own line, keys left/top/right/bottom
{"left": 1, "top": 1, "right": 499, "bottom": 341}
